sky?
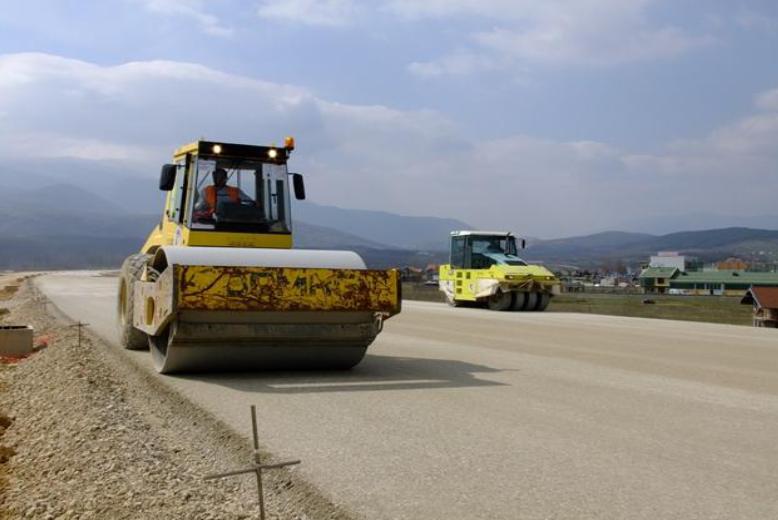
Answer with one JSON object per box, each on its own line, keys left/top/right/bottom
{"left": 0, "top": 0, "right": 777, "bottom": 238}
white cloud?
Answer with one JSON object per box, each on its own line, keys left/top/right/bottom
{"left": 756, "top": 88, "right": 778, "bottom": 112}
{"left": 0, "top": 53, "right": 775, "bottom": 237}
{"left": 408, "top": 51, "right": 506, "bottom": 78}
{"left": 3, "top": 133, "right": 153, "bottom": 161}
{"left": 473, "top": 24, "right": 709, "bottom": 67}
{"left": 139, "top": 0, "right": 233, "bottom": 36}
{"left": 399, "top": 0, "right": 713, "bottom": 76}
{"left": 620, "top": 89, "right": 778, "bottom": 219}
{"left": 0, "top": 52, "right": 308, "bottom": 157}
{"left": 246, "top": 1, "right": 715, "bottom": 74}
{"left": 256, "top": 0, "right": 358, "bottom": 27}
{"left": 384, "top": 0, "right": 509, "bottom": 19}
{"left": 252, "top": 0, "right": 711, "bottom": 69}
{"left": 736, "top": 10, "right": 778, "bottom": 33}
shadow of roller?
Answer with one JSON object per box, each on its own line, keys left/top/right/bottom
{"left": 167, "top": 354, "right": 511, "bottom": 394}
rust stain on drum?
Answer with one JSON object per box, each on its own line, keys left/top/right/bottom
{"left": 176, "top": 265, "right": 400, "bottom": 314}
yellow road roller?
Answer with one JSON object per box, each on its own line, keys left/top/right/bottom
{"left": 438, "top": 231, "right": 559, "bottom": 311}
{"left": 117, "top": 138, "right": 401, "bottom": 373}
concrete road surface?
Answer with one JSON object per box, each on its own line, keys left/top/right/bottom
{"left": 37, "top": 272, "right": 778, "bottom": 519}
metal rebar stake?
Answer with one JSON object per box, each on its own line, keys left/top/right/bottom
{"left": 67, "top": 322, "right": 89, "bottom": 348}
{"left": 251, "top": 405, "right": 265, "bottom": 520}
{"left": 204, "top": 405, "right": 301, "bottom": 519}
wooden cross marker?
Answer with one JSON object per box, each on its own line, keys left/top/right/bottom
{"left": 66, "top": 321, "right": 89, "bottom": 348}
{"left": 204, "top": 405, "right": 300, "bottom": 519}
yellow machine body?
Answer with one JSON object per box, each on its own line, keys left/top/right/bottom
{"left": 118, "top": 139, "right": 401, "bottom": 373}
{"left": 438, "top": 230, "right": 559, "bottom": 311}
{"left": 438, "top": 264, "right": 558, "bottom": 301}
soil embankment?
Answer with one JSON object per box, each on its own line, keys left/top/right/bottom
{"left": 0, "top": 277, "right": 352, "bottom": 519}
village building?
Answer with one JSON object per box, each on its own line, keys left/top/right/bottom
{"left": 424, "top": 264, "right": 440, "bottom": 283}
{"left": 649, "top": 251, "right": 687, "bottom": 271}
{"left": 717, "top": 257, "right": 749, "bottom": 270}
{"left": 666, "top": 270, "right": 778, "bottom": 296}
{"left": 640, "top": 251, "right": 778, "bottom": 296}
{"left": 400, "top": 266, "right": 423, "bottom": 282}
{"left": 740, "top": 286, "right": 778, "bottom": 328}
{"left": 640, "top": 268, "right": 778, "bottom": 296}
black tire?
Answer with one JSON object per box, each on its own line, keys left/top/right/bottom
{"left": 524, "top": 292, "right": 538, "bottom": 311}
{"left": 487, "top": 290, "right": 513, "bottom": 311}
{"left": 535, "top": 293, "right": 551, "bottom": 311}
{"left": 117, "top": 253, "right": 151, "bottom": 350}
{"left": 510, "top": 291, "right": 528, "bottom": 311}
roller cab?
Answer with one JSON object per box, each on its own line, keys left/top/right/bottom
{"left": 439, "top": 231, "right": 559, "bottom": 311}
{"left": 117, "top": 139, "right": 401, "bottom": 373}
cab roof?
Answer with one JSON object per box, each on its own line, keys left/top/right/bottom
{"left": 173, "top": 140, "right": 289, "bottom": 164}
{"left": 451, "top": 230, "right": 512, "bottom": 237}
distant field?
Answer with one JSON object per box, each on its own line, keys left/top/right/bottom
{"left": 402, "top": 283, "right": 752, "bottom": 326}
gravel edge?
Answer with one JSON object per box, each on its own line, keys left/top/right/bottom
{"left": 0, "top": 278, "right": 356, "bottom": 520}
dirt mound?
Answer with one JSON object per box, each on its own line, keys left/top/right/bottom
{"left": 0, "top": 280, "right": 351, "bottom": 519}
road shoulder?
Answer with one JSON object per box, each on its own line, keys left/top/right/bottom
{"left": 0, "top": 277, "right": 353, "bottom": 519}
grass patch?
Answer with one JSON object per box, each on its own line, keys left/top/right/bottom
{"left": 549, "top": 293, "right": 751, "bottom": 326}
{"left": 402, "top": 283, "right": 445, "bottom": 303}
{"left": 402, "top": 283, "right": 752, "bottom": 326}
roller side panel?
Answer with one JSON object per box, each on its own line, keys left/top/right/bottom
{"left": 133, "top": 268, "right": 177, "bottom": 336}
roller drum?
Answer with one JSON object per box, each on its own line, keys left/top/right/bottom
{"left": 138, "top": 246, "right": 399, "bottom": 373}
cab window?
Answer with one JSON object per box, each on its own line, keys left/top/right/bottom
{"left": 450, "top": 237, "right": 465, "bottom": 268}
{"left": 169, "top": 158, "right": 187, "bottom": 223}
{"left": 188, "top": 158, "right": 291, "bottom": 233}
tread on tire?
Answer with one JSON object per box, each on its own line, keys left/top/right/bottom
{"left": 117, "top": 253, "right": 151, "bottom": 350}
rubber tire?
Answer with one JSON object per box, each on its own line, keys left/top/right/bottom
{"left": 524, "top": 292, "right": 538, "bottom": 312}
{"left": 487, "top": 290, "right": 513, "bottom": 311}
{"left": 117, "top": 253, "right": 151, "bottom": 350}
{"left": 535, "top": 293, "right": 551, "bottom": 312}
{"left": 511, "top": 292, "right": 528, "bottom": 311}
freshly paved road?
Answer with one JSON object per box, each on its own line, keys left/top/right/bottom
{"left": 37, "top": 272, "right": 778, "bottom": 519}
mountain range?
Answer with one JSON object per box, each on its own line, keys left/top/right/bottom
{"left": 526, "top": 229, "right": 778, "bottom": 269}
{"left": 621, "top": 213, "right": 778, "bottom": 235}
{"left": 0, "top": 183, "right": 453, "bottom": 269}
{"left": 1, "top": 182, "right": 777, "bottom": 271}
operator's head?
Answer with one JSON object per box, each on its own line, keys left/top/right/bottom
{"left": 212, "top": 168, "right": 228, "bottom": 188}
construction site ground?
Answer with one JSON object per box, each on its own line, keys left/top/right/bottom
{"left": 2, "top": 271, "right": 778, "bottom": 519}
{"left": 0, "top": 275, "right": 350, "bottom": 520}
{"left": 403, "top": 283, "right": 754, "bottom": 326}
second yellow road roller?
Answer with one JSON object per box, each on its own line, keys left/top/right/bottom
{"left": 438, "top": 230, "right": 559, "bottom": 311}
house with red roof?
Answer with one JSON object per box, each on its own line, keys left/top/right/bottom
{"left": 741, "top": 286, "right": 778, "bottom": 328}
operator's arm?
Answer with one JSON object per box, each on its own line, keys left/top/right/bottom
{"left": 194, "top": 188, "right": 208, "bottom": 212}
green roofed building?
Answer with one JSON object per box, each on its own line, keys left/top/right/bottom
{"left": 639, "top": 267, "right": 679, "bottom": 293}
{"left": 640, "top": 268, "right": 778, "bottom": 296}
